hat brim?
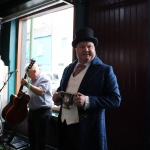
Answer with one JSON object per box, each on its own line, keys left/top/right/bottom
{"left": 72, "top": 37, "right": 98, "bottom": 48}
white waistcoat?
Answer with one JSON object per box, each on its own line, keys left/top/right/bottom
{"left": 61, "top": 64, "right": 89, "bottom": 125}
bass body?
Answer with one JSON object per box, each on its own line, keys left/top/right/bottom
{"left": 2, "top": 91, "right": 30, "bottom": 125}
{"left": 2, "top": 59, "right": 35, "bottom": 125}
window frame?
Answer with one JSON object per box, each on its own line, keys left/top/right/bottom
{"left": 16, "top": 4, "right": 74, "bottom": 92}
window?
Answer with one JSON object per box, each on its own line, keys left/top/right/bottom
{"left": 17, "top": 6, "right": 73, "bottom": 92}
{"left": 62, "top": 37, "right": 67, "bottom": 48}
{"left": 36, "top": 42, "right": 43, "bottom": 56}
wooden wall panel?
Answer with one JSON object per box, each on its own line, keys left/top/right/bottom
{"left": 81, "top": 0, "right": 148, "bottom": 149}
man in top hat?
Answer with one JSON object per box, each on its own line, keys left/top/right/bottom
{"left": 53, "top": 27, "right": 121, "bottom": 150}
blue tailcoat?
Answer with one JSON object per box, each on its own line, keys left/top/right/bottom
{"left": 57, "top": 56, "right": 121, "bottom": 150}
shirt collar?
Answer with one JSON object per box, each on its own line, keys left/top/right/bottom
{"left": 76, "top": 61, "right": 91, "bottom": 68}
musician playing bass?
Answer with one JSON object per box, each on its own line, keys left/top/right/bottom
{"left": 21, "top": 63, "right": 54, "bottom": 150}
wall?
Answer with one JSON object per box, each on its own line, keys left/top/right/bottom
{"left": 74, "top": 0, "right": 148, "bottom": 149}
{"left": 1, "top": 20, "right": 17, "bottom": 100}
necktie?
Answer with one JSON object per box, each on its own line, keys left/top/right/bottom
{"left": 73, "top": 64, "right": 86, "bottom": 77}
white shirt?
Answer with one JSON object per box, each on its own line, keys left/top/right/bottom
{"left": 61, "top": 62, "right": 90, "bottom": 125}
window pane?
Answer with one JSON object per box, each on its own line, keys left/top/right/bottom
{"left": 20, "top": 7, "right": 73, "bottom": 93}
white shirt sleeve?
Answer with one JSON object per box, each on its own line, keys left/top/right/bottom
{"left": 84, "top": 96, "right": 90, "bottom": 110}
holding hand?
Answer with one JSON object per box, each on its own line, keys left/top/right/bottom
{"left": 74, "top": 92, "right": 86, "bottom": 107}
{"left": 52, "top": 92, "right": 61, "bottom": 102}
{"left": 21, "top": 78, "right": 28, "bottom": 86}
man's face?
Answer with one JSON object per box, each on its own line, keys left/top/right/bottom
{"left": 27, "top": 69, "right": 35, "bottom": 79}
{"left": 75, "top": 41, "right": 96, "bottom": 64}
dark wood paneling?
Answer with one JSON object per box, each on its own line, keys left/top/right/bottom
{"left": 81, "top": 0, "right": 148, "bottom": 149}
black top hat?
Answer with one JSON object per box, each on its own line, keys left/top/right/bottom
{"left": 72, "top": 27, "right": 98, "bottom": 48}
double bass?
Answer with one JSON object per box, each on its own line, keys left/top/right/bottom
{"left": 2, "top": 59, "right": 36, "bottom": 125}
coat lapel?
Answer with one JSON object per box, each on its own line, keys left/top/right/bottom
{"left": 61, "top": 60, "right": 77, "bottom": 91}
{"left": 61, "top": 56, "right": 102, "bottom": 92}
{"left": 78, "top": 56, "right": 102, "bottom": 92}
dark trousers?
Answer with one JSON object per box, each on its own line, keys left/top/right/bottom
{"left": 58, "top": 120, "right": 79, "bottom": 150}
{"left": 28, "top": 108, "right": 52, "bottom": 150}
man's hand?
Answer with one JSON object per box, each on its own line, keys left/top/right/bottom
{"left": 21, "top": 78, "right": 28, "bottom": 86}
{"left": 73, "top": 92, "right": 86, "bottom": 107}
{"left": 52, "top": 92, "right": 61, "bottom": 102}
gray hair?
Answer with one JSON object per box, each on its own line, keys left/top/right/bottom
{"left": 25, "top": 63, "right": 40, "bottom": 72}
